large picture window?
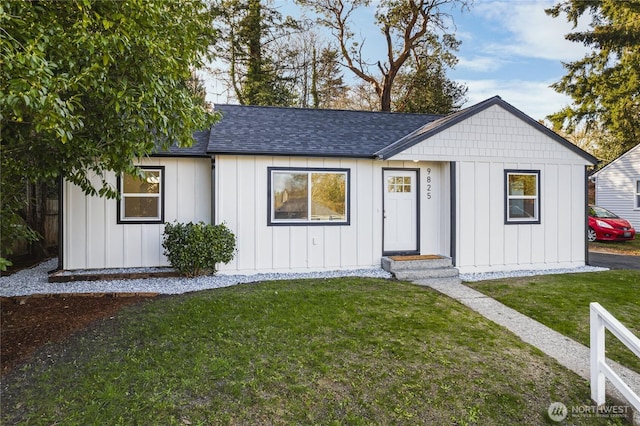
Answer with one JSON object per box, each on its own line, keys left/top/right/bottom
{"left": 505, "top": 170, "right": 540, "bottom": 224}
{"left": 635, "top": 179, "right": 640, "bottom": 209}
{"left": 117, "top": 167, "right": 164, "bottom": 224}
{"left": 268, "top": 167, "right": 350, "bottom": 225}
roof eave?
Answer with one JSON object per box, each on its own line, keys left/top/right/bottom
{"left": 207, "top": 150, "right": 375, "bottom": 159}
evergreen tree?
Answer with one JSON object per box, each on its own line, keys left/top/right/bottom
{"left": 212, "top": 0, "right": 295, "bottom": 106}
{"left": 546, "top": 0, "right": 640, "bottom": 162}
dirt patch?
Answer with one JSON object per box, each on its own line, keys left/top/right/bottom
{"left": 0, "top": 294, "right": 156, "bottom": 376}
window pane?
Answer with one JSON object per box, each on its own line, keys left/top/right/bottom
{"left": 123, "top": 171, "right": 160, "bottom": 194}
{"left": 508, "top": 174, "right": 537, "bottom": 196}
{"left": 509, "top": 199, "right": 537, "bottom": 219}
{"left": 124, "top": 197, "right": 159, "bottom": 218}
{"left": 273, "top": 172, "right": 308, "bottom": 220}
{"left": 311, "top": 173, "right": 346, "bottom": 221}
{"left": 636, "top": 180, "right": 640, "bottom": 193}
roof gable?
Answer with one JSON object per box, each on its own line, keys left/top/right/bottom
{"left": 375, "top": 96, "right": 598, "bottom": 165}
{"left": 207, "top": 104, "right": 440, "bottom": 158}
{"left": 592, "top": 143, "right": 640, "bottom": 177}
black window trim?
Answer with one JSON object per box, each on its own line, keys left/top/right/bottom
{"left": 117, "top": 166, "right": 165, "bottom": 224}
{"left": 267, "top": 166, "right": 351, "bottom": 226}
{"left": 504, "top": 169, "right": 541, "bottom": 225}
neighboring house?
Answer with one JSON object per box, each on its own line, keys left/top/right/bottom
{"left": 592, "top": 143, "right": 640, "bottom": 230}
{"left": 61, "top": 96, "right": 597, "bottom": 275}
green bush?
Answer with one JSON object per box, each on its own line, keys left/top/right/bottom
{"left": 162, "top": 221, "right": 236, "bottom": 277}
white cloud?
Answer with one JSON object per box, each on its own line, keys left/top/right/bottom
{"left": 456, "top": 56, "right": 504, "bottom": 72}
{"left": 459, "top": 78, "right": 572, "bottom": 121}
{"left": 475, "top": 0, "right": 592, "bottom": 62}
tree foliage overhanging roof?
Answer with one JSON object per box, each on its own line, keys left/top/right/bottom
{"left": 0, "top": 0, "right": 220, "bottom": 261}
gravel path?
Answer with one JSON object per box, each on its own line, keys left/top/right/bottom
{"left": 0, "top": 258, "right": 608, "bottom": 297}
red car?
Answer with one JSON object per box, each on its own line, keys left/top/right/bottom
{"left": 588, "top": 205, "right": 636, "bottom": 242}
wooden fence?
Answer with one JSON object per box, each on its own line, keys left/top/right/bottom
{"left": 10, "top": 199, "right": 59, "bottom": 256}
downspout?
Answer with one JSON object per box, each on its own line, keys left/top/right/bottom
{"left": 55, "top": 174, "right": 64, "bottom": 272}
{"left": 585, "top": 166, "right": 590, "bottom": 266}
{"left": 450, "top": 161, "right": 457, "bottom": 266}
{"left": 211, "top": 156, "right": 216, "bottom": 225}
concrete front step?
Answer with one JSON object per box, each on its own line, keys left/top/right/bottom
{"left": 381, "top": 255, "right": 452, "bottom": 271}
{"left": 381, "top": 255, "right": 460, "bottom": 282}
{"left": 394, "top": 267, "right": 460, "bottom": 281}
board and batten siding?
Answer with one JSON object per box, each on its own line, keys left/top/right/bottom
{"left": 214, "top": 155, "right": 449, "bottom": 274}
{"left": 63, "top": 157, "right": 211, "bottom": 270}
{"left": 594, "top": 144, "right": 640, "bottom": 230}
{"left": 389, "top": 103, "right": 594, "bottom": 273}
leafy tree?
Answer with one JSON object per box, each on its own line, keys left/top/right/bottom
{"left": 546, "top": 0, "right": 640, "bottom": 163}
{"left": 296, "top": 0, "right": 470, "bottom": 112}
{"left": 0, "top": 0, "right": 219, "bottom": 266}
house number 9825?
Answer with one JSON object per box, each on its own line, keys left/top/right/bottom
{"left": 426, "top": 168, "right": 432, "bottom": 200}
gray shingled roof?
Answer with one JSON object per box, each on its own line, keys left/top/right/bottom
{"left": 154, "top": 97, "right": 597, "bottom": 165}
{"left": 153, "top": 129, "right": 211, "bottom": 157}
{"left": 207, "top": 104, "right": 441, "bottom": 158}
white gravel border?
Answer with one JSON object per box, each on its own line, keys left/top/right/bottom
{"left": 0, "top": 259, "right": 392, "bottom": 297}
{"left": 0, "top": 259, "right": 610, "bottom": 297}
{"left": 460, "top": 265, "right": 608, "bottom": 282}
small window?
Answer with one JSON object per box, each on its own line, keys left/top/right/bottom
{"left": 387, "top": 176, "right": 412, "bottom": 193}
{"left": 505, "top": 170, "right": 540, "bottom": 224}
{"left": 117, "top": 167, "right": 164, "bottom": 224}
{"left": 635, "top": 179, "right": 640, "bottom": 209}
{"left": 268, "top": 167, "right": 350, "bottom": 225}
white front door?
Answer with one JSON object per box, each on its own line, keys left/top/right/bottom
{"left": 383, "top": 169, "right": 418, "bottom": 253}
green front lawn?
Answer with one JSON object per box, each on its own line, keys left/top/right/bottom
{"left": 1, "top": 278, "right": 626, "bottom": 425}
{"left": 466, "top": 270, "right": 640, "bottom": 375}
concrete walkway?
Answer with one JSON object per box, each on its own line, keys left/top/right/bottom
{"left": 415, "top": 278, "right": 640, "bottom": 425}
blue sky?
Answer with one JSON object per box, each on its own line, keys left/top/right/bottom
{"left": 204, "top": 0, "right": 592, "bottom": 121}
{"left": 449, "top": 0, "right": 590, "bottom": 120}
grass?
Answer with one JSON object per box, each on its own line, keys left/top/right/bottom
{"left": 1, "top": 278, "right": 629, "bottom": 425}
{"left": 466, "top": 270, "right": 640, "bottom": 375}
{"left": 589, "top": 238, "right": 640, "bottom": 256}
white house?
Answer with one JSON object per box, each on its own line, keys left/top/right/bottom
{"left": 60, "top": 96, "right": 598, "bottom": 275}
{"left": 592, "top": 143, "right": 640, "bottom": 230}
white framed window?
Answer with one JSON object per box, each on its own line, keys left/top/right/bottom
{"left": 635, "top": 179, "right": 640, "bottom": 209}
{"left": 268, "top": 167, "right": 350, "bottom": 225}
{"left": 505, "top": 170, "right": 540, "bottom": 224}
{"left": 117, "top": 167, "right": 164, "bottom": 224}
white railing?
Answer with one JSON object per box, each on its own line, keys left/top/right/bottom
{"left": 590, "top": 302, "right": 640, "bottom": 412}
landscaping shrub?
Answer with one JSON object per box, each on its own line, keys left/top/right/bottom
{"left": 162, "top": 221, "right": 236, "bottom": 277}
